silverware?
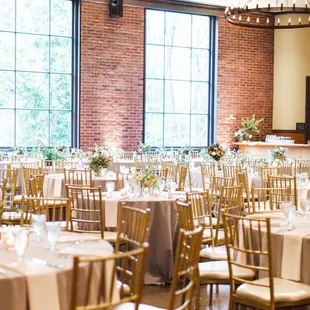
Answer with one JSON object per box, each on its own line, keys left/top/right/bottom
{"left": 32, "top": 258, "right": 64, "bottom": 269}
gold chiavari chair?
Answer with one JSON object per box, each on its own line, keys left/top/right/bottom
{"left": 0, "top": 167, "right": 18, "bottom": 198}
{"left": 42, "top": 159, "right": 65, "bottom": 174}
{"left": 260, "top": 166, "right": 283, "bottom": 187}
{"left": 177, "top": 165, "right": 187, "bottom": 191}
{"left": 237, "top": 171, "right": 252, "bottom": 210}
{"left": 114, "top": 204, "right": 150, "bottom": 253}
{"left": 223, "top": 213, "right": 310, "bottom": 310}
{"left": 222, "top": 164, "right": 238, "bottom": 179}
{"left": 0, "top": 178, "right": 7, "bottom": 201}
{"left": 161, "top": 162, "right": 178, "bottom": 182}
{"left": 64, "top": 168, "right": 92, "bottom": 186}
{"left": 27, "top": 197, "right": 71, "bottom": 229}
{"left": 295, "top": 159, "right": 310, "bottom": 176}
{"left": 200, "top": 162, "right": 215, "bottom": 190}
{"left": 268, "top": 175, "right": 298, "bottom": 209}
{"left": 194, "top": 185, "right": 248, "bottom": 308}
{"left": 151, "top": 168, "right": 168, "bottom": 182}
{"left": 249, "top": 187, "right": 291, "bottom": 214}
{"left": 210, "top": 176, "right": 235, "bottom": 200}
{"left": 20, "top": 162, "right": 40, "bottom": 169}
{"left": 28, "top": 174, "right": 45, "bottom": 197}
{"left": 278, "top": 161, "right": 293, "bottom": 176}
{"left": 115, "top": 172, "right": 133, "bottom": 191}
{"left": 116, "top": 227, "right": 204, "bottom": 310}
{"left": 66, "top": 185, "right": 117, "bottom": 242}
{"left": 70, "top": 244, "right": 149, "bottom": 310}
{"left": 146, "top": 159, "right": 160, "bottom": 170}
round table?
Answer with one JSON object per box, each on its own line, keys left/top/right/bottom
{"left": 78, "top": 191, "right": 185, "bottom": 285}
{"left": 0, "top": 230, "right": 116, "bottom": 310}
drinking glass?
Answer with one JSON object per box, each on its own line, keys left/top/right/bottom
{"left": 14, "top": 228, "right": 29, "bottom": 261}
{"left": 106, "top": 182, "right": 115, "bottom": 198}
{"left": 32, "top": 214, "right": 47, "bottom": 241}
{"left": 300, "top": 200, "right": 310, "bottom": 218}
{"left": 280, "top": 202, "right": 294, "bottom": 227}
{"left": 45, "top": 222, "right": 61, "bottom": 251}
{"left": 168, "top": 182, "right": 177, "bottom": 196}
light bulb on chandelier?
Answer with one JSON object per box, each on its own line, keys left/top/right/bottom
{"left": 225, "top": 0, "right": 310, "bottom": 29}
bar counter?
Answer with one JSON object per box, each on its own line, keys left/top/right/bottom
{"left": 237, "top": 142, "right": 310, "bottom": 159}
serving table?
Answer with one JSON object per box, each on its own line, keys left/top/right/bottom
{"left": 0, "top": 231, "right": 117, "bottom": 310}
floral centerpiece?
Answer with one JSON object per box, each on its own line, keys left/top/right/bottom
{"left": 137, "top": 142, "right": 151, "bottom": 154}
{"left": 271, "top": 147, "right": 286, "bottom": 161}
{"left": 13, "top": 147, "right": 25, "bottom": 156}
{"left": 234, "top": 128, "right": 247, "bottom": 142}
{"left": 207, "top": 143, "right": 225, "bottom": 161}
{"left": 234, "top": 114, "right": 264, "bottom": 141}
{"left": 135, "top": 169, "right": 158, "bottom": 195}
{"left": 89, "top": 149, "right": 113, "bottom": 176}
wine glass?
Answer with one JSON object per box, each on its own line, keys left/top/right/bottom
{"left": 14, "top": 228, "right": 29, "bottom": 261}
{"left": 300, "top": 200, "right": 310, "bottom": 218}
{"left": 106, "top": 182, "right": 115, "bottom": 199}
{"left": 32, "top": 214, "right": 47, "bottom": 241}
{"left": 45, "top": 222, "right": 61, "bottom": 251}
{"left": 168, "top": 181, "right": 177, "bottom": 197}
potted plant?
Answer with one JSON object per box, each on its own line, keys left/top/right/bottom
{"left": 241, "top": 114, "right": 264, "bottom": 140}
{"left": 89, "top": 150, "right": 113, "bottom": 176}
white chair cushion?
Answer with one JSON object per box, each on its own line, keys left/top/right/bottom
{"left": 199, "top": 246, "right": 227, "bottom": 261}
{"left": 202, "top": 230, "right": 225, "bottom": 241}
{"left": 199, "top": 261, "right": 255, "bottom": 281}
{"left": 236, "top": 277, "right": 310, "bottom": 304}
{"left": 114, "top": 302, "right": 164, "bottom": 310}
{"left": 14, "top": 195, "right": 26, "bottom": 203}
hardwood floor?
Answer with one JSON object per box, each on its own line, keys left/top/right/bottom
{"left": 142, "top": 284, "right": 230, "bottom": 309}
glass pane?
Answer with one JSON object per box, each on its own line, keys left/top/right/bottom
{"left": 192, "top": 49, "right": 209, "bottom": 81}
{"left": 145, "top": 113, "right": 163, "bottom": 147}
{"left": 50, "top": 111, "right": 71, "bottom": 146}
{"left": 165, "top": 12, "right": 191, "bottom": 47}
{"left": 16, "top": 110, "right": 49, "bottom": 146}
{"left": 164, "top": 114, "right": 190, "bottom": 146}
{"left": 165, "top": 81, "right": 190, "bottom": 113}
{"left": 51, "top": 0, "right": 72, "bottom": 36}
{"left": 192, "top": 15, "right": 210, "bottom": 49}
{"left": 50, "top": 74, "right": 71, "bottom": 109}
{"left": 16, "top": 0, "right": 49, "bottom": 34}
{"left": 0, "top": 32, "right": 15, "bottom": 70}
{"left": 145, "top": 79, "right": 163, "bottom": 113}
{"left": 0, "top": 71, "right": 15, "bottom": 108}
{"left": 16, "top": 34, "right": 49, "bottom": 72}
{"left": 0, "top": 110, "right": 14, "bottom": 147}
{"left": 16, "top": 72, "right": 49, "bottom": 109}
{"left": 146, "top": 10, "right": 164, "bottom": 45}
{"left": 191, "top": 114, "right": 208, "bottom": 146}
{"left": 51, "top": 37, "right": 72, "bottom": 73}
{"left": 165, "top": 47, "right": 190, "bottom": 80}
{"left": 191, "top": 82, "right": 209, "bottom": 114}
{"left": 0, "top": 0, "right": 15, "bottom": 31}
{"left": 145, "top": 45, "right": 164, "bottom": 79}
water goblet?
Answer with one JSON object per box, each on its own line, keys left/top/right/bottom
{"left": 32, "top": 214, "right": 47, "bottom": 241}
{"left": 168, "top": 181, "right": 177, "bottom": 197}
{"left": 45, "top": 222, "right": 61, "bottom": 251}
{"left": 106, "top": 181, "right": 115, "bottom": 199}
{"left": 14, "top": 228, "right": 29, "bottom": 261}
{"left": 280, "top": 202, "right": 294, "bottom": 227}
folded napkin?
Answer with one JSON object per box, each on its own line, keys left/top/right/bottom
{"left": 281, "top": 228, "right": 310, "bottom": 281}
{"left": 57, "top": 233, "right": 101, "bottom": 244}
{"left": 59, "top": 243, "right": 112, "bottom": 257}
{"left": 2, "top": 261, "right": 60, "bottom": 310}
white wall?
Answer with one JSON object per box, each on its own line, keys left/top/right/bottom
{"left": 273, "top": 27, "right": 310, "bottom": 130}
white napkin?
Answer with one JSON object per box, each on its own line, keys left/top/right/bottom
{"left": 57, "top": 233, "right": 101, "bottom": 244}
{"left": 2, "top": 261, "right": 60, "bottom": 310}
{"left": 104, "top": 200, "right": 119, "bottom": 227}
{"left": 281, "top": 228, "right": 310, "bottom": 281}
{"left": 53, "top": 177, "right": 63, "bottom": 198}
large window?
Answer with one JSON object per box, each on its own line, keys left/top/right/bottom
{"left": 144, "top": 9, "right": 216, "bottom": 147}
{"left": 0, "top": 0, "right": 76, "bottom": 147}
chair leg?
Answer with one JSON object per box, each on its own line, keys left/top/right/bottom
{"left": 209, "top": 284, "right": 213, "bottom": 306}
{"left": 195, "top": 282, "right": 201, "bottom": 310}
{"left": 216, "top": 284, "right": 219, "bottom": 293}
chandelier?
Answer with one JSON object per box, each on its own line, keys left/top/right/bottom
{"left": 225, "top": 0, "right": 310, "bottom": 29}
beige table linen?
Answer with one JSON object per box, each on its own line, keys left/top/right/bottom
{"left": 0, "top": 231, "right": 116, "bottom": 310}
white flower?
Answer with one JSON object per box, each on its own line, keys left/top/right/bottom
{"left": 212, "top": 151, "right": 216, "bottom": 156}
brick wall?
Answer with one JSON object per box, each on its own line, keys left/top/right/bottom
{"left": 80, "top": 0, "right": 144, "bottom": 150}
{"left": 80, "top": 3, "right": 274, "bottom": 150}
{"left": 217, "top": 17, "right": 274, "bottom": 146}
